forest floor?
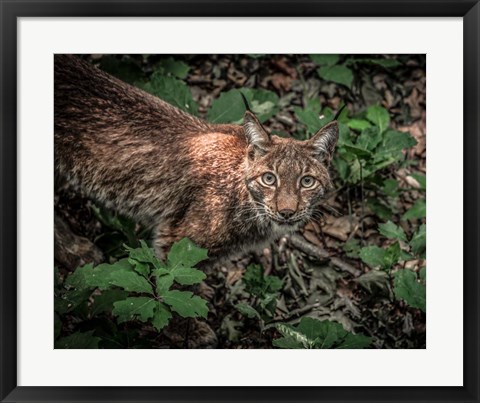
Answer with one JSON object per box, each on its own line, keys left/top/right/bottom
{"left": 55, "top": 54, "right": 426, "bottom": 349}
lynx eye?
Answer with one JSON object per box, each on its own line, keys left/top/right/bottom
{"left": 300, "top": 175, "right": 316, "bottom": 188}
{"left": 261, "top": 172, "right": 277, "bottom": 186}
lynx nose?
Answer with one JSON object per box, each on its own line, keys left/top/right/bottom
{"left": 278, "top": 209, "right": 295, "bottom": 220}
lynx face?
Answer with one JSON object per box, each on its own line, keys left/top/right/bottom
{"left": 243, "top": 111, "right": 338, "bottom": 230}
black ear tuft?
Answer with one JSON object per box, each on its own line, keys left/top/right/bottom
{"left": 243, "top": 111, "right": 270, "bottom": 153}
{"left": 309, "top": 121, "right": 339, "bottom": 165}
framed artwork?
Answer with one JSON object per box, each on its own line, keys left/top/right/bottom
{"left": 1, "top": 1, "right": 478, "bottom": 402}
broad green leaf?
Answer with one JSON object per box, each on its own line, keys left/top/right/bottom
{"left": 379, "top": 130, "right": 417, "bottom": 157}
{"left": 152, "top": 302, "right": 173, "bottom": 331}
{"left": 317, "top": 65, "right": 353, "bottom": 88}
{"left": 367, "top": 198, "right": 393, "bottom": 220}
{"left": 129, "top": 260, "right": 150, "bottom": 277}
{"left": 356, "top": 126, "right": 382, "bottom": 151}
{"left": 243, "top": 265, "right": 282, "bottom": 297}
{"left": 91, "top": 289, "right": 129, "bottom": 316}
{"left": 310, "top": 54, "right": 340, "bottom": 66}
{"left": 112, "top": 297, "right": 156, "bottom": 323}
{"left": 393, "top": 269, "right": 426, "bottom": 312}
{"left": 419, "top": 267, "right": 427, "bottom": 281}
{"left": 207, "top": 89, "right": 245, "bottom": 124}
{"left": 140, "top": 74, "right": 198, "bottom": 114}
{"left": 242, "top": 88, "right": 280, "bottom": 122}
{"left": 64, "top": 263, "right": 95, "bottom": 289}
{"left": 366, "top": 105, "right": 390, "bottom": 133}
{"left": 170, "top": 267, "right": 206, "bottom": 285}
{"left": 55, "top": 289, "right": 92, "bottom": 315}
{"left": 167, "top": 238, "right": 209, "bottom": 269}
{"left": 155, "top": 272, "right": 174, "bottom": 295}
{"left": 235, "top": 303, "right": 261, "bottom": 319}
{"left": 273, "top": 323, "right": 310, "bottom": 348}
{"left": 410, "top": 224, "right": 426, "bottom": 257}
{"left": 162, "top": 290, "right": 209, "bottom": 318}
{"left": 384, "top": 242, "right": 402, "bottom": 268}
{"left": 347, "top": 119, "right": 372, "bottom": 131}
{"left": 126, "top": 240, "right": 160, "bottom": 267}
{"left": 378, "top": 221, "right": 407, "bottom": 241}
{"left": 294, "top": 106, "right": 322, "bottom": 134}
{"left": 108, "top": 270, "right": 153, "bottom": 294}
{"left": 382, "top": 179, "right": 399, "bottom": 198}
{"left": 156, "top": 57, "right": 190, "bottom": 79}
{"left": 402, "top": 199, "right": 426, "bottom": 221}
{"left": 55, "top": 330, "right": 101, "bottom": 349}
{"left": 359, "top": 246, "right": 387, "bottom": 269}
{"left": 274, "top": 317, "right": 371, "bottom": 349}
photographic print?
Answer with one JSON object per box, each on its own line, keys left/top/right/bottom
{"left": 54, "top": 54, "right": 426, "bottom": 349}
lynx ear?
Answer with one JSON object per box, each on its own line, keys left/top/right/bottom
{"left": 309, "top": 121, "right": 339, "bottom": 165}
{"left": 243, "top": 111, "right": 271, "bottom": 155}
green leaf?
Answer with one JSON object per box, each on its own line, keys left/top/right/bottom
{"left": 382, "top": 178, "right": 399, "bottom": 198}
{"left": 154, "top": 272, "right": 174, "bottom": 295}
{"left": 129, "top": 260, "right": 150, "bottom": 277}
{"left": 170, "top": 267, "right": 206, "bottom": 285}
{"left": 151, "top": 302, "right": 173, "bottom": 331}
{"left": 366, "top": 105, "right": 390, "bottom": 133}
{"left": 167, "top": 238, "right": 209, "bottom": 269}
{"left": 356, "top": 126, "right": 382, "bottom": 151}
{"left": 243, "top": 265, "right": 282, "bottom": 297}
{"left": 419, "top": 267, "right": 427, "bottom": 281}
{"left": 317, "top": 65, "right": 354, "bottom": 88}
{"left": 91, "top": 289, "right": 129, "bottom": 316}
{"left": 242, "top": 88, "right": 280, "bottom": 122}
{"left": 108, "top": 269, "right": 153, "bottom": 294}
{"left": 207, "top": 89, "right": 245, "bottom": 124}
{"left": 310, "top": 54, "right": 340, "bottom": 66}
{"left": 55, "top": 330, "right": 101, "bottom": 349}
{"left": 378, "top": 221, "right": 407, "bottom": 241}
{"left": 274, "top": 317, "right": 371, "bottom": 349}
{"left": 156, "top": 57, "right": 190, "bottom": 79}
{"left": 367, "top": 198, "right": 393, "bottom": 220}
{"left": 112, "top": 297, "right": 156, "bottom": 323}
{"left": 384, "top": 242, "right": 402, "bottom": 268}
{"left": 359, "top": 246, "right": 387, "bottom": 269}
{"left": 64, "top": 263, "right": 95, "bottom": 289}
{"left": 347, "top": 119, "right": 372, "bottom": 131}
{"left": 140, "top": 74, "right": 197, "bottom": 115}
{"left": 235, "top": 303, "right": 261, "bottom": 319}
{"left": 402, "top": 199, "right": 426, "bottom": 221}
{"left": 162, "top": 290, "right": 208, "bottom": 318}
{"left": 126, "top": 240, "right": 160, "bottom": 268}
{"left": 379, "top": 130, "right": 417, "bottom": 157}
{"left": 393, "top": 269, "right": 426, "bottom": 312}
{"left": 410, "top": 224, "right": 426, "bottom": 257}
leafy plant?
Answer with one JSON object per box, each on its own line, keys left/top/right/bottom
{"left": 311, "top": 54, "right": 354, "bottom": 89}
{"left": 273, "top": 317, "right": 371, "bottom": 349}
{"left": 55, "top": 238, "right": 209, "bottom": 348}
{"left": 235, "top": 265, "right": 283, "bottom": 322}
{"left": 207, "top": 88, "right": 279, "bottom": 124}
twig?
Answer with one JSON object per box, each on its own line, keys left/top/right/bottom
{"left": 286, "top": 234, "right": 362, "bottom": 277}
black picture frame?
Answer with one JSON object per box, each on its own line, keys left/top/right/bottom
{"left": 1, "top": 1, "right": 478, "bottom": 402}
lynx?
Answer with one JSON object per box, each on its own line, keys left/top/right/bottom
{"left": 54, "top": 55, "right": 339, "bottom": 262}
